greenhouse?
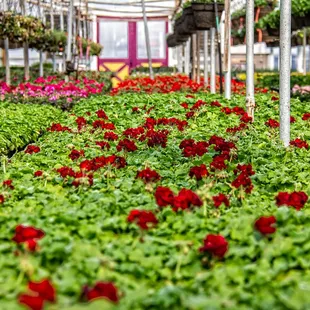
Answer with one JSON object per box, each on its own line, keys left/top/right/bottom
{"left": 0, "top": 0, "right": 310, "bottom": 309}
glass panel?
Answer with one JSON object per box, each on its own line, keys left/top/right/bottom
{"left": 137, "top": 21, "right": 166, "bottom": 59}
{"left": 99, "top": 21, "right": 128, "bottom": 58}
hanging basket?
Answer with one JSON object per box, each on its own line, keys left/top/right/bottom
{"left": 167, "top": 34, "right": 178, "bottom": 48}
{"left": 291, "top": 16, "right": 305, "bottom": 31}
{"left": 266, "top": 26, "right": 279, "bottom": 37}
{"left": 177, "top": 7, "right": 196, "bottom": 35}
{"left": 191, "top": 3, "right": 224, "bottom": 30}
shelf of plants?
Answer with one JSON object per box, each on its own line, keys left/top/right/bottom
{"left": 0, "top": 74, "right": 309, "bottom": 309}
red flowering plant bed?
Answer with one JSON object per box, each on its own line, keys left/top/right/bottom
{"left": 0, "top": 91, "right": 309, "bottom": 309}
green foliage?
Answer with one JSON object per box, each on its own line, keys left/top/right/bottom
{"left": 0, "top": 102, "right": 62, "bottom": 155}
{"left": 256, "top": 73, "right": 310, "bottom": 89}
{"left": 0, "top": 92, "right": 309, "bottom": 309}
{"left": 130, "top": 66, "right": 176, "bottom": 75}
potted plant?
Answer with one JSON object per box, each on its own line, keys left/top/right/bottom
{"left": 167, "top": 33, "right": 178, "bottom": 47}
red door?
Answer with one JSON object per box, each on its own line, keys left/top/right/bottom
{"left": 97, "top": 17, "right": 168, "bottom": 87}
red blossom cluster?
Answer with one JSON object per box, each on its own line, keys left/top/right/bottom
{"left": 290, "top": 116, "right": 296, "bottom": 123}
{"left": 180, "top": 102, "right": 188, "bottom": 109}
{"left": 69, "top": 149, "right": 85, "bottom": 160}
{"left": 3, "top": 179, "right": 14, "bottom": 190}
{"left": 157, "top": 117, "right": 188, "bottom": 131}
{"left": 0, "top": 194, "right": 4, "bottom": 204}
{"left": 211, "top": 100, "right": 221, "bottom": 107}
{"left": 265, "top": 119, "right": 280, "bottom": 128}
{"left": 189, "top": 164, "right": 209, "bottom": 180}
{"left": 199, "top": 234, "right": 228, "bottom": 258}
{"left": 232, "top": 164, "right": 255, "bottom": 193}
{"left": 240, "top": 113, "right": 252, "bottom": 123}
{"left": 145, "top": 129, "right": 169, "bottom": 148}
{"left": 127, "top": 209, "right": 158, "bottom": 230}
{"left": 96, "top": 109, "right": 108, "bottom": 119}
{"left": 96, "top": 141, "right": 111, "bottom": 150}
{"left": 302, "top": 113, "right": 310, "bottom": 121}
{"left": 154, "top": 186, "right": 202, "bottom": 212}
{"left": 226, "top": 123, "right": 248, "bottom": 133}
{"left": 76, "top": 117, "right": 87, "bottom": 131}
{"left": 190, "top": 99, "right": 206, "bottom": 111}
{"left": 123, "top": 127, "right": 145, "bottom": 139}
{"left": 276, "top": 191, "right": 308, "bottom": 210}
{"left": 179, "top": 139, "right": 209, "bottom": 157}
{"left": 117, "top": 139, "right": 137, "bottom": 152}
{"left": 82, "top": 282, "right": 119, "bottom": 303}
{"left": 104, "top": 131, "right": 119, "bottom": 141}
{"left": 132, "top": 107, "right": 139, "bottom": 112}
{"left": 186, "top": 111, "right": 195, "bottom": 119}
{"left": 19, "top": 279, "right": 56, "bottom": 310}
{"left": 25, "top": 145, "right": 40, "bottom": 154}
{"left": 12, "top": 225, "right": 45, "bottom": 252}
{"left": 48, "top": 123, "right": 72, "bottom": 132}
{"left": 136, "top": 168, "right": 161, "bottom": 183}
{"left": 212, "top": 193, "right": 230, "bottom": 208}
{"left": 271, "top": 96, "right": 279, "bottom": 101}
{"left": 290, "top": 138, "right": 309, "bottom": 149}
{"left": 34, "top": 170, "right": 43, "bottom": 177}
{"left": 92, "top": 120, "right": 116, "bottom": 130}
{"left": 254, "top": 216, "right": 276, "bottom": 235}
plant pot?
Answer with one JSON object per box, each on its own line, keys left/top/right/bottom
{"left": 167, "top": 34, "right": 178, "bottom": 48}
{"left": 291, "top": 15, "right": 305, "bottom": 31}
{"left": 175, "top": 31, "right": 189, "bottom": 44}
{"left": 266, "top": 40, "right": 279, "bottom": 48}
{"left": 191, "top": 3, "right": 224, "bottom": 30}
{"left": 266, "top": 26, "right": 279, "bottom": 37}
{"left": 177, "top": 7, "right": 196, "bottom": 35}
{"left": 232, "top": 36, "right": 244, "bottom": 46}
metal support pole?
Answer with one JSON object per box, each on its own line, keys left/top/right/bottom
{"left": 204, "top": 31, "right": 208, "bottom": 87}
{"left": 184, "top": 40, "right": 190, "bottom": 76}
{"left": 214, "top": 0, "right": 223, "bottom": 94}
{"left": 224, "top": 0, "right": 231, "bottom": 99}
{"left": 303, "top": 27, "right": 307, "bottom": 75}
{"left": 37, "top": 0, "right": 44, "bottom": 77}
{"left": 246, "top": 0, "right": 255, "bottom": 120}
{"left": 3, "top": 0, "right": 10, "bottom": 85}
{"left": 60, "top": 6, "right": 66, "bottom": 73}
{"left": 177, "top": 46, "right": 183, "bottom": 73}
{"left": 210, "top": 28, "right": 216, "bottom": 94}
{"left": 192, "top": 33, "right": 197, "bottom": 82}
{"left": 279, "top": 0, "right": 291, "bottom": 147}
{"left": 197, "top": 31, "right": 201, "bottom": 84}
{"left": 65, "top": 0, "right": 74, "bottom": 82}
{"left": 141, "top": 0, "right": 154, "bottom": 79}
{"left": 20, "top": 0, "right": 30, "bottom": 81}
{"left": 50, "top": 0, "right": 56, "bottom": 72}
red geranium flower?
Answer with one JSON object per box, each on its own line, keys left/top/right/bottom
{"left": 240, "top": 113, "right": 252, "bottom": 123}
{"left": 57, "top": 166, "right": 76, "bottom": 178}
{"left": 123, "top": 127, "right": 145, "bottom": 139}
{"left": 25, "top": 145, "right": 40, "bottom": 154}
{"left": 127, "top": 209, "right": 158, "bottom": 230}
{"left": 186, "top": 111, "right": 195, "bottom": 119}
{"left": 96, "top": 141, "right": 111, "bottom": 150}
{"left": 265, "top": 119, "right": 280, "bottom": 128}
{"left": 34, "top": 171, "right": 43, "bottom": 177}
{"left": 172, "top": 188, "right": 203, "bottom": 211}
{"left": 0, "top": 194, "right": 4, "bottom": 204}
{"left": 302, "top": 113, "right": 310, "bottom": 121}
{"left": 189, "top": 164, "right": 208, "bottom": 180}
{"left": 290, "top": 116, "right": 296, "bottom": 123}
{"left": 271, "top": 96, "right": 279, "bottom": 101}
{"left": 117, "top": 139, "right": 137, "bottom": 152}
{"left": 254, "top": 216, "right": 276, "bottom": 235}
{"left": 3, "top": 179, "right": 14, "bottom": 190}
{"left": 83, "top": 282, "right": 119, "bottom": 303}
{"left": 276, "top": 191, "right": 308, "bottom": 210}
{"left": 211, "top": 100, "right": 221, "bottom": 107}
{"left": 212, "top": 194, "right": 230, "bottom": 208}
{"left": 155, "top": 186, "right": 175, "bottom": 207}
{"left": 199, "top": 234, "right": 228, "bottom": 258}
{"left": 181, "top": 102, "right": 189, "bottom": 109}
{"left": 96, "top": 109, "right": 108, "bottom": 119}
{"left": 132, "top": 107, "right": 139, "bottom": 112}
{"left": 48, "top": 123, "right": 72, "bottom": 132}
{"left": 69, "top": 149, "right": 85, "bottom": 160}
{"left": 136, "top": 168, "right": 161, "bottom": 183}
{"left": 210, "top": 155, "right": 227, "bottom": 171}
{"left": 76, "top": 117, "right": 87, "bottom": 131}
{"left": 290, "top": 138, "right": 309, "bottom": 149}
{"left": 104, "top": 131, "right": 119, "bottom": 141}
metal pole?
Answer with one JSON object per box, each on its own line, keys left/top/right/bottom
{"left": 177, "top": 46, "right": 183, "bottom": 73}
{"left": 184, "top": 40, "right": 190, "bottom": 76}
{"left": 65, "top": 0, "right": 74, "bottom": 82}
{"left": 214, "top": 0, "right": 223, "bottom": 94}
{"left": 224, "top": 0, "right": 231, "bottom": 99}
{"left": 204, "top": 31, "right": 208, "bottom": 87}
{"left": 3, "top": 0, "right": 10, "bottom": 85}
{"left": 60, "top": 5, "right": 66, "bottom": 73}
{"left": 50, "top": 0, "right": 56, "bottom": 72}
{"left": 210, "top": 28, "right": 216, "bottom": 94}
{"left": 197, "top": 31, "right": 201, "bottom": 84}
{"left": 303, "top": 27, "right": 307, "bottom": 75}
{"left": 246, "top": 0, "right": 255, "bottom": 120}
{"left": 141, "top": 0, "right": 154, "bottom": 79}
{"left": 37, "top": 0, "right": 44, "bottom": 77}
{"left": 279, "top": 0, "right": 291, "bottom": 147}
{"left": 192, "top": 33, "right": 197, "bottom": 82}
{"left": 20, "top": 0, "right": 30, "bottom": 81}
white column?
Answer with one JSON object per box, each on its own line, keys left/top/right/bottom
{"left": 184, "top": 40, "right": 190, "bottom": 75}
{"left": 224, "top": 0, "right": 231, "bottom": 99}
{"left": 204, "top": 31, "right": 209, "bottom": 87}
{"left": 192, "top": 33, "right": 197, "bottom": 81}
{"left": 197, "top": 31, "right": 201, "bottom": 83}
{"left": 210, "top": 28, "right": 216, "bottom": 94}
{"left": 3, "top": 0, "right": 10, "bottom": 85}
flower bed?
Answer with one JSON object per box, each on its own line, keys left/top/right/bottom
{"left": 0, "top": 91, "right": 309, "bottom": 309}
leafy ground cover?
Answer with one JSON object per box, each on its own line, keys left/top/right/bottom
{"left": 0, "top": 91, "right": 310, "bottom": 309}
{"left": 0, "top": 102, "right": 62, "bottom": 155}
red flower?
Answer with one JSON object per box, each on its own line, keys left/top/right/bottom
{"left": 210, "top": 155, "right": 227, "bottom": 171}
{"left": 146, "top": 130, "right": 168, "bottom": 148}
{"left": 221, "top": 107, "right": 232, "bottom": 114}
{"left": 48, "top": 123, "right": 72, "bottom": 132}
{"left": 290, "top": 138, "right": 309, "bottom": 149}
{"left": 19, "top": 279, "right": 56, "bottom": 310}
{"left": 276, "top": 191, "right": 308, "bottom": 210}
{"left": 290, "top": 116, "right": 296, "bottom": 123}
{"left": 189, "top": 164, "right": 208, "bottom": 180}
{"left": 69, "top": 149, "right": 84, "bottom": 160}
{"left": 240, "top": 113, "right": 252, "bottom": 123}
{"left": 199, "top": 234, "right": 228, "bottom": 258}
{"left": 254, "top": 216, "right": 276, "bottom": 235}
{"left": 127, "top": 209, "right": 158, "bottom": 229}
{"left": 34, "top": 171, "right": 43, "bottom": 177}
{"left": 265, "top": 119, "right": 280, "bottom": 128}
{"left": 76, "top": 117, "right": 87, "bottom": 130}
{"left": 211, "top": 100, "right": 221, "bottom": 107}
{"left": 12, "top": 225, "right": 45, "bottom": 251}
{"left": 302, "top": 113, "right": 310, "bottom": 121}
{"left": 155, "top": 186, "right": 175, "bottom": 207}
{"left": 3, "top": 179, "right": 14, "bottom": 190}
{"left": 25, "top": 145, "right": 40, "bottom": 154}
{"left": 96, "top": 109, "right": 108, "bottom": 119}
{"left": 232, "top": 172, "right": 253, "bottom": 193}
{"left": 57, "top": 166, "right": 76, "bottom": 178}
{"left": 172, "top": 188, "right": 203, "bottom": 211}
{"left": 136, "top": 168, "right": 161, "bottom": 183}
{"left": 186, "top": 111, "right": 195, "bottom": 119}
{"left": 96, "top": 141, "right": 111, "bottom": 150}
{"left": 123, "top": 127, "right": 145, "bottom": 139}
{"left": 181, "top": 102, "right": 189, "bottom": 109}
{"left": 83, "top": 282, "right": 119, "bottom": 303}
{"left": 132, "top": 107, "right": 139, "bottom": 112}
{"left": 117, "top": 139, "right": 137, "bottom": 152}
{"left": 190, "top": 99, "right": 206, "bottom": 111}
{"left": 104, "top": 131, "right": 119, "bottom": 141}
{"left": 234, "top": 164, "right": 255, "bottom": 176}
{"left": 212, "top": 194, "right": 230, "bottom": 208}
{"left": 271, "top": 96, "right": 279, "bottom": 101}
{"left": 0, "top": 194, "right": 4, "bottom": 204}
